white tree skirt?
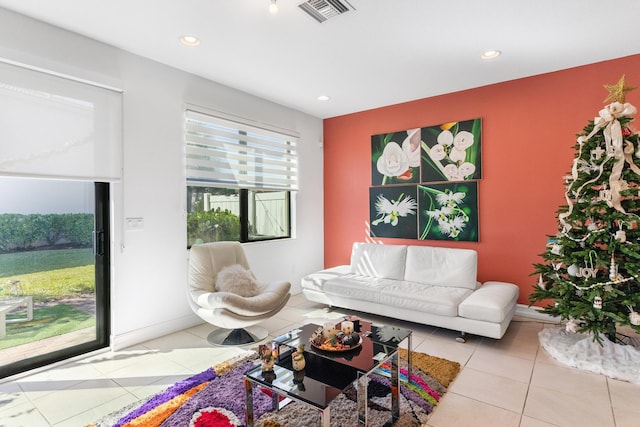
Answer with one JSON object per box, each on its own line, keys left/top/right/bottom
{"left": 539, "top": 327, "right": 640, "bottom": 383}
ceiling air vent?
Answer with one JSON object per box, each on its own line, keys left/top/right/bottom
{"left": 298, "top": 0, "right": 355, "bottom": 23}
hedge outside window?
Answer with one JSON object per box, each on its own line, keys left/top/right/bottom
{"left": 185, "top": 109, "right": 297, "bottom": 245}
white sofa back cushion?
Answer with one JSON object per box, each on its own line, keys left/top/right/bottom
{"left": 404, "top": 245, "right": 478, "bottom": 290}
{"left": 350, "top": 243, "right": 407, "bottom": 280}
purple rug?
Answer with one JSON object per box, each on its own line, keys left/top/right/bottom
{"left": 89, "top": 349, "right": 459, "bottom": 427}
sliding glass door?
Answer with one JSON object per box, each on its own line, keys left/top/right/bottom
{"left": 0, "top": 177, "right": 110, "bottom": 378}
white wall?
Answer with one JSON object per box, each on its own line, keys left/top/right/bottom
{"left": 0, "top": 8, "right": 325, "bottom": 350}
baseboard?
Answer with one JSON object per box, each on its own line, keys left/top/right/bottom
{"left": 515, "top": 303, "right": 560, "bottom": 323}
{"left": 110, "top": 313, "right": 204, "bottom": 351}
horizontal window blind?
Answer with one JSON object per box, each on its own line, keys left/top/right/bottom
{"left": 0, "top": 61, "right": 122, "bottom": 182}
{"left": 185, "top": 109, "right": 298, "bottom": 191}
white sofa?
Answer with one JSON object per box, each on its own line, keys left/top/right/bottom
{"left": 301, "top": 242, "right": 519, "bottom": 340}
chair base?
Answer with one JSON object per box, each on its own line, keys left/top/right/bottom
{"left": 207, "top": 326, "right": 268, "bottom": 346}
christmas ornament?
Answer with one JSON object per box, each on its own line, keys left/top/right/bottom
{"left": 590, "top": 146, "right": 605, "bottom": 161}
{"left": 551, "top": 244, "right": 562, "bottom": 255}
{"left": 599, "top": 184, "right": 612, "bottom": 202}
{"left": 577, "top": 252, "right": 598, "bottom": 279}
{"left": 565, "top": 319, "right": 580, "bottom": 333}
{"left": 615, "top": 225, "right": 626, "bottom": 242}
{"left": 537, "top": 274, "right": 546, "bottom": 290}
{"left": 609, "top": 254, "right": 622, "bottom": 282}
{"left": 577, "top": 265, "right": 597, "bottom": 279}
{"left": 567, "top": 264, "right": 579, "bottom": 277}
{"left": 603, "top": 74, "right": 636, "bottom": 103}
{"left": 593, "top": 296, "right": 603, "bottom": 309}
{"left": 630, "top": 311, "right": 640, "bottom": 326}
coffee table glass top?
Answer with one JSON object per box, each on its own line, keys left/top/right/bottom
{"left": 274, "top": 320, "right": 411, "bottom": 374}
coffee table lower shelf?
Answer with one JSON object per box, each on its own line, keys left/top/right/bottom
{"left": 243, "top": 350, "right": 401, "bottom": 426}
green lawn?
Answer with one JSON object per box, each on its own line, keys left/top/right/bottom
{"left": 0, "top": 304, "right": 95, "bottom": 350}
{"left": 0, "top": 248, "right": 94, "bottom": 302}
{"left": 0, "top": 248, "right": 94, "bottom": 277}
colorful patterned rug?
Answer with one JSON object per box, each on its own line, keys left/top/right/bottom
{"left": 89, "top": 348, "right": 460, "bottom": 427}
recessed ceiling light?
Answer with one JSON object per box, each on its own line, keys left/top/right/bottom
{"left": 481, "top": 50, "right": 501, "bottom": 60}
{"left": 317, "top": 95, "right": 330, "bottom": 101}
{"left": 180, "top": 35, "right": 201, "bottom": 47}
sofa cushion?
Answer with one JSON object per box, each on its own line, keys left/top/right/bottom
{"left": 379, "top": 281, "right": 473, "bottom": 317}
{"left": 404, "top": 246, "right": 478, "bottom": 290}
{"left": 324, "top": 275, "right": 395, "bottom": 304}
{"left": 194, "top": 280, "right": 291, "bottom": 316}
{"left": 349, "top": 243, "right": 407, "bottom": 280}
{"left": 458, "top": 281, "right": 519, "bottom": 322}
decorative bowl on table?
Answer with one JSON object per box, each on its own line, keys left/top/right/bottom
{"left": 309, "top": 326, "right": 362, "bottom": 352}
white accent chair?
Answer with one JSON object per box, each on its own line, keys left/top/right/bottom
{"left": 188, "top": 241, "right": 291, "bottom": 346}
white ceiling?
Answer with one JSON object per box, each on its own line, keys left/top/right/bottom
{"left": 1, "top": 0, "right": 639, "bottom": 119}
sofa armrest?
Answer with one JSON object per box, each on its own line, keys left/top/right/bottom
{"left": 301, "top": 265, "right": 350, "bottom": 292}
{"left": 458, "top": 281, "right": 519, "bottom": 323}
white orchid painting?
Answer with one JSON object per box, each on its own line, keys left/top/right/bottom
{"left": 421, "top": 119, "right": 482, "bottom": 183}
{"left": 370, "top": 119, "right": 481, "bottom": 240}
{"left": 369, "top": 186, "right": 418, "bottom": 239}
{"left": 418, "top": 182, "right": 479, "bottom": 241}
{"left": 372, "top": 128, "right": 422, "bottom": 185}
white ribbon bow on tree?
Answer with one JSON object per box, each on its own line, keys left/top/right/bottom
{"left": 560, "top": 102, "right": 639, "bottom": 232}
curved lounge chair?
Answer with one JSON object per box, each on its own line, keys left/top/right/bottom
{"left": 187, "top": 241, "right": 291, "bottom": 345}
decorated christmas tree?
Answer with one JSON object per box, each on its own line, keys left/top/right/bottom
{"left": 530, "top": 75, "right": 640, "bottom": 345}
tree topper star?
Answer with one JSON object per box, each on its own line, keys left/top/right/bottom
{"left": 603, "top": 74, "right": 636, "bottom": 103}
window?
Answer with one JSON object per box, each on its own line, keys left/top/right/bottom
{"left": 185, "top": 109, "right": 298, "bottom": 245}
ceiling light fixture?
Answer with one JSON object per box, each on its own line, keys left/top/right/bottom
{"left": 269, "top": 0, "right": 278, "bottom": 15}
{"left": 481, "top": 50, "right": 501, "bottom": 60}
{"left": 180, "top": 35, "right": 201, "bottom": 47}
{"left": 317, "top": 95, "right": 330, "bottom": 101}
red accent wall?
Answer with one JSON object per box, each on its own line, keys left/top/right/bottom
{"left": 323, "top": 54, "right": 640, "bottom": 305}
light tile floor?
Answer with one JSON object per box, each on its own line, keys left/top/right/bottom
{"left": 1, "top": 293, "right": 639, "bottom": 426}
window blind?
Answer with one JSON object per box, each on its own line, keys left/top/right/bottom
{"left": 185, "top": 109, "right": 298, "bottom": 191}
{"left": 0, "top": 61, "right": 123, "bottom": 181}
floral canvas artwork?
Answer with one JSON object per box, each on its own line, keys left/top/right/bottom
{"left": 371, "top": 128, "right": 422, "bottom": 185}
{"left": 369, "top": 185, "right": 418, "bottom": 239}
{"left": 418, "top": 182, "right": 479, "bottom": 241}
{"left": 370, "top": 118, "right": 481, "bottom": 241}
{"left": 421, "top": 119, "right": 482, "bottom": 183}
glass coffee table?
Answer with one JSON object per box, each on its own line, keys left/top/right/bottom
{"left": 244, "top": 319, "right": 412, "bottom": 426}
